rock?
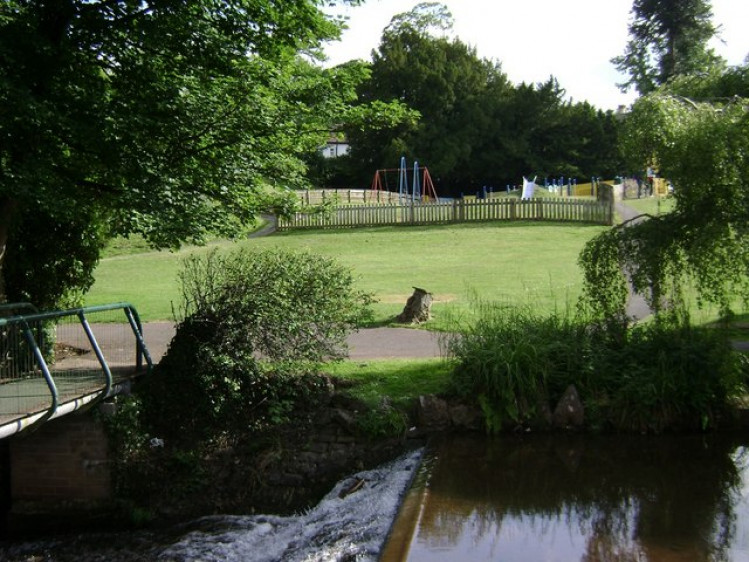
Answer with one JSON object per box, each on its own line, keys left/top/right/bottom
{"left": 417, "top": 394, "right": 450, "bottom": 432}
{"left": 397, "top": 287, "right": 433, "bottom": 324}
{"left": 552, "top": 385, "right": 584, "bottom": 429}
{"left": 332, "top": 408, "right": 358, "bottom": 434}
{"left": 449, "top": 403, "right": 482, "bottom": 431}
{"left": 533, "top": 394, "right": 553, "bottom": 429}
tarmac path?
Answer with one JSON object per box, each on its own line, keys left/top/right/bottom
{"left": 140, "top": 323, "right": 445, "bottom": 364}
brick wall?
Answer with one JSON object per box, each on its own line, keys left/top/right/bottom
{"left": 9, "top": 412, "right": 111, "bottom": 501}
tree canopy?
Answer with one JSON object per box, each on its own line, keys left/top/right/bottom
{"left": 580, "top": 65, "right": 749, "bottom": 320}
{"left": 612, "top": 0, "right": 723, "bottom": 95}
{"left": 330, "top": 3, "right": 623, "bottom": 197}
{"left": 0, "top": 0, "right": 409, "bottom": 307}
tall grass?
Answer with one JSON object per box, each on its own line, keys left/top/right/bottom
{"left": 444, "top": 299, "right": 748, "bottom": 433}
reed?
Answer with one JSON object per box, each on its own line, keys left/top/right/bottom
{"left": 443, "top": 299, "right": 748, "bottom": 432}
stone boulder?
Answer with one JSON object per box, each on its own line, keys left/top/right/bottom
{"left": 552, "top": 385, "right": 584, "bottom": 429}
{"left": 449, "top": 403, "right": 483, "bottom": 431}
{"left": 417, "top": 394, "right": 450, "bottom": 432}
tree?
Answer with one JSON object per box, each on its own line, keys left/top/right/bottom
{"left": 0, "top": 0, "right": 409, "bottom": 308}
{"left": 580, "top": 65, "right": 749, "bottom": 320}
{"left": 613, "top": 0, "right": 723, "bottom": 95}
{"left": 345, "top": 3, "right": 515, "bottom": 194}
{"left": 338, "top": 3, "right": 622, "bottom": 196}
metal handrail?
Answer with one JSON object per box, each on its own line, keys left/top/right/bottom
{"left": 0, "top": 302, "right": 153, "bottom": 438}
{"left": 0, "top": 302, "right": 39, "bottom": 316}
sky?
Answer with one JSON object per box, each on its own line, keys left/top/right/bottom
{"left": 322, "top": 0, "right": 749, "bottom": 111}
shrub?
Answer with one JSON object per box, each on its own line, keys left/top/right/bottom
{"left": 138, "top": 248, "right": 372, "bottom": 447}
{"left": 176, "top": 247, "right": 374, "bottom": 362}
{"left": 599, "top": 318, "right": 748, "bottom": 431}
{"left": 444, "top": 303, "right": 589, "bottom": 431}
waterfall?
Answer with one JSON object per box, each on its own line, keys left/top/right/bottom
{"left": 1, "top": 449, "right": 423, "bottom": 562}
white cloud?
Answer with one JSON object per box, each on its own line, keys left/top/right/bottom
{"left": 323, "top": 0, "right": 749, "bottom": 111}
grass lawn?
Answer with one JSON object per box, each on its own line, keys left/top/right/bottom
{"left": 87, "top": 221, "right": 607, "bottom": 326}
{"left": 324, "top": 358, "right": 454, "bottom": 409}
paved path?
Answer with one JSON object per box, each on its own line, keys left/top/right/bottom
{"left": 141, "top": 323, "right": 444, "bottom": 364}
{"left": 615, "top": 200, "right": 653, "bottom": 322}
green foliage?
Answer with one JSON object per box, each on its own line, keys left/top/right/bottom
{"left": 176, "top": 248, "right": 374, "bottom": 362}
{"left": 445, "top": 300, "right": 747, "bottom": 433}
{"left": 612, "top": 0, "right": 722, "bottom": 95}
{"left": 140, "top": 327, "right": 333, "bottom": 447}
{"left": 0, "top": 0, "right": 410, "bottom": 303}
{"left": 355, "top": 400, "right": 408, "bottom": 439}
{"left": 597, "top": 316, "right": 747, "bottom": 432}
{"left": 3, "top": 204, "right": 106, "bottom": 310}
{"left": 138, "top": 248, "right": 371, "bottom": 446}
{"left": 341, "top": 4, "right": 623, "bottom": 195}
{"left": 581, "top": 84, "right": 749, "bottom": 320}
{"left": 444, "top": 302, "right": 589, "bottom": 430}
{"left": 577, "top": 227, "right": 630, "bottom": 320}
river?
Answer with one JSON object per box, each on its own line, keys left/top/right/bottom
{"left": 0, "top": 449, "right": 423, "bottom": 561}
{"left": 381, "top": 433, "right": 749, "bottom": 561}
{"left": 5, "top": 433, "right": 749, "bottom": 561}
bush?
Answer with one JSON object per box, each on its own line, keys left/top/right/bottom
{"left": 138, "top": 248, "right": 373, "bottom": 447}
{"left": 176, "top": 247, "right": 374, "bottom": 362}
{"left": 598, "top": 319, "right": 747, "bottom": 431}
{"left": 444, "top": 303, "right": 589, "bottom": 431}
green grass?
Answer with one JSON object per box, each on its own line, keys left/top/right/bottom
{"left": 324, "top": 358, "right": 453, "bottom": 409}
{"left": 87, "top": 221, "right": 606, "bottom": 324}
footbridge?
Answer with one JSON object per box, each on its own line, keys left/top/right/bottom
{"left": 0, "top": 302, "right": 152, "bottom": 440}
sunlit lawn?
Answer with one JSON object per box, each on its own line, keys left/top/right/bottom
{"left": 324, "top": 358, "right": 453, "bottom": 409}
{"left": 87, "top": 199, "right": 746, "bottom": 332}
{"left": 87, "top": 221, "right": 606, "bottom": 326}
{"left": 619, "top": 195, "right": 676, "bottom": 217}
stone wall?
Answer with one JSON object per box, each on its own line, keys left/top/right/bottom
{"left": 9, "top": 413, "right": 111, "bottom": 502}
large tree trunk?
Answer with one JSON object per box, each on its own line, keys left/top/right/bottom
{"left": 0, "top": 197, "right": 18, "bottom": 304}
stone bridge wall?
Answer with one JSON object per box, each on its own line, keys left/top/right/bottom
{"left": 9, "top": 411, "right": 111, "bottom": 502}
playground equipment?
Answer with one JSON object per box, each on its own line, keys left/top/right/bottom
{"left": 371, "top": 157, "right": 439, "bottom": 202}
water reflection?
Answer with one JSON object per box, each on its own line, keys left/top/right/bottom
{"left": 383, "top": 433, "right": 749, "bottom": 561}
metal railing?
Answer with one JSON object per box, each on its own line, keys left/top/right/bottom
{"left": 0, "top": 302, "right": 152, "bottom": 439}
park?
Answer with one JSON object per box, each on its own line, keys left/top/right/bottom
{"left": 1, "top": 0, "right": 748, "bottom": 560}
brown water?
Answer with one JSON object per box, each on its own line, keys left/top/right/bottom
{"left": 382, "top": 433, "right": 749, "bottom": 561}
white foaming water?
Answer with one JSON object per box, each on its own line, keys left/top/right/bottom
{"left": 159, "top": 448, "right": 423, "bottom": 561}
{"left": 2, "top": 448, "right": 422, "bottom": 562}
